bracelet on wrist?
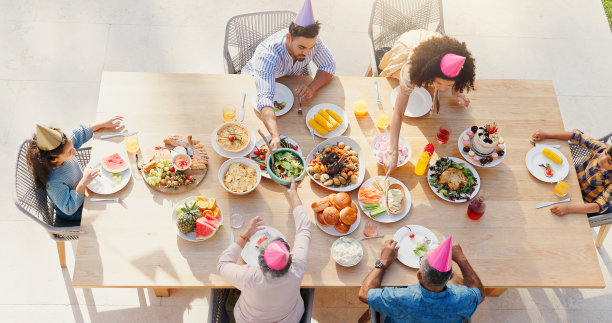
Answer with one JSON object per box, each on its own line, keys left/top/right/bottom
{"left": 239, "top": 234, "right": 250, "bottom": 242}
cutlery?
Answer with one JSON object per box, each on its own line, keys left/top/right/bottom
{"left": 309, "top": 128, "right": 316, "bottom": 146}
{"left": 90, "top": 197, "right": 119, "bottom": 202}
{"left": 374, "top": 81, "right": 381, "bottom": 105}
{"left": 298, "top": 96, "right": 303, "bottom": 115}
{"left": 100, "top": 131, "right": 138, "bottom": 139}
{"left": 530, "top": 140, "right": 561, "bottom": 149}
{"left": 240, "top": 92, "right": 246, "bottom": 122}
{"left": 258, "top": 129, "right": 274, "bottom": 169}
{"left": 536, "top": 198, "right": 571, "bottom": 209}
{"left": 435, "top": 90, "right": 440, "bottom": 114}
{"left": 186, "top": 135, "right": 194, "bottom": 157}
{"left": 360, "top": 235, "right": 384, "bottom": 241}
{"left": 230, "top": 232, "right": 235, "bottom": 244}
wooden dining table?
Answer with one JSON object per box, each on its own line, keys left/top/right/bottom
{"left": 72, "top": 72, "right": 605, "bottom": 297}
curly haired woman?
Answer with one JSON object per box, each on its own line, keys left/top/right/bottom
{"left": 381, "top": 29, "right": 476, "bottom": 176}
{"left": 26, "top": 116, "right": 123, "bottom": 221}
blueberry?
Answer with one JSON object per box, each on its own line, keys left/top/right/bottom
{"left": 463, "top": 146, "right": 470, "bottom": 153}
{"left": 480, "top": 159, "right": 487, "bottom": 165}
{"left": 498, "top": 150, "right": 505, "bottom": 156}
{"left": 471, "top": 126, "right": 478, "bottom": 132}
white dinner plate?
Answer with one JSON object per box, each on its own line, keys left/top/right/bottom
{"left": 249, "top": 136, "right": 303, "bottom": 179}
{"left": 210, "top": 122, "right": 256, "bottom": 158}
{"left": 390, "top": 86, "right": 432, "bottom": 117}
{"left": 457, "top": 128, "right": 507, "bottom": 168}
{"left": 427, "top": 157, "right": 481, "bottom": 203}
{"left": 525, "top": 146, "right": 570, "bottom": 183}
{"left": 314, "top": 202, "right": 362, "bottom": 236}
{"left": 393, "top": 225, "right": 439, "bottom": 268}
{"left": 252, "top": 82, "right": 294, "bottom": 117}
{"left": 86, "top": 153, "right": 131, "bottom": 195}
{"left": 306, "top": 136, "right": 366, "bottom": 192}
{"left": 241, "top": 226, "right": 286, "bottom": 267}
{"left": 370, "top": 133, "right": 412, "bottom": 167}
{"left": 305, "top": 103, "right": 348, "bottom": 138}
{"left": 358, "top": 176, "right": 412, "bottom": 223}
{"left": 171, "top": 196, "right": 223, "bottom": 242}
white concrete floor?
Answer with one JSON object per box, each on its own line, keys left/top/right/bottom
{"left": 1, "top": 0, "right": 611, "bottom": 322}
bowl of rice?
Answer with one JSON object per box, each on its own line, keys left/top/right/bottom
{"left": 218, "top": 157, "right": 261, "bottom": 195}
{"left": 331, "top": 237, "right": 364, "bottom": 267}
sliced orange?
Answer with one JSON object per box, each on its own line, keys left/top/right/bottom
{"left": 207, "top": 198, "right": 217, "bottom": 210}
{"left": 202, "top": 210, "right": 214, "bottom": 218}
{"left": 197, "top": 200, "right": 209, "bottom": 211}
{"left": 197, "top": 196, "right": 208, "bottom": 201}
{"left": 212, "top": 207, "right": 221, "bottom": 218}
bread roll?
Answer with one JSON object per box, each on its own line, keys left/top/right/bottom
{"left": 322, "top": 207, "right": 340, "bottom": 226}
{"left": 334, "top": 192, "right": 351, "bottom": 209}
{"left": 350, "top": 202, "right": 358, "bottom": 215}
{"left": 339, "top": 206, "right": 357, "bottom": 225}
{"left": 328, "top": 194, "right": 338, "bottom": 209}
{"left": 311, "top": 198, "right": 330, "bottom": 213}
{"left": 316, "top": 211, "right": 327, "bottom": 226}
{"left": 334, "top": 222, "right": 350, "bottom": 234}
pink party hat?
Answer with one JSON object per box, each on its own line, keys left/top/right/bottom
{"left": 440, "top": 54, "right": 466, "bottom": 78}
{"left": 427, "top": 236, "right": 452, "bottom": 272}
{"left": 294, "top": 0, "right": 315, "bottom": 27}
{"left": 264, "top": 241, "right": 290, "bottom": 270}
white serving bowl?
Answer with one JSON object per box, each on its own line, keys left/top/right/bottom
{"left": 218, "top": 157, "right": 261, "bottom": 195}
{"left": 331, "top": 237, "right": 364, "bottom": 267}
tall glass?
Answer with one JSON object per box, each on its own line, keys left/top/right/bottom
{"left": 554, "top": 181, "right": 569, "bottom": 197}
{"left": 222, "top": 105, "right": 236, "bottom": 123}
{"left": 437, "top": 126, "right": 450, "bottom": 144}
{"left": 467, "top": 194, "right": 486, "bottom": 220}
{"left": 124, "top": 134, "right": 140, "bottom": 153}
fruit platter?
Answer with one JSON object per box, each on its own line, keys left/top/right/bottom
{"left": 172, "top": 196, "right": 222, "bottom": 242}
{"left": 311, "top": 192, "right": 361, "bottom": 236}
{"left": 370, "top": 133, "right": 412, "bottom": 167}
{"left": 250, "top": 136, "right": 302, "bottom": 178}
{"left": 306, "top": 136, "right": 365, "bottom": 192}
{"left": 86, "top": 152, "right": 132, "bottom": 195}
{"left": 306, "top": 103, "right": 348, "bottom": 138}
{"left": 525, "top": 145, "right": 570, "bottom": 183}
{"left": 458, "top": 123, "right": 507, "bottom": 167}
{"left": 358, "top": 176, "right": 411, "bottom": 223}
{"left": 393, "top": 225, "right": 440, "bottom": 268}
{"left": 427, "top": 157, "right": 480, "bottom": 203}
{"left": 139, "top": 135, "right": 209, "bottom": 194}
{"left": 241, "top": 226, "right": 286, "bottom": 266}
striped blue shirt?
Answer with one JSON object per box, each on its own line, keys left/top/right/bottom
{"left": 242, "top": 29, "right": 335, "bottom": 111}
{"left": 47, "top": 125, "right": 93, "bottom": 218}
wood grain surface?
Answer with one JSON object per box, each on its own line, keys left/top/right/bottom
{"left": 72, "top": 72, "right": 604, "bottom": 292}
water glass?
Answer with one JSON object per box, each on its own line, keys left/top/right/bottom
{"left": 230, "top": 213, "right": 243, "bottom": 229}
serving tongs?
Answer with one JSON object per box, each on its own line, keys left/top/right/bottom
{"left": 257, "top": 129, "right": 274, "bottom": 170}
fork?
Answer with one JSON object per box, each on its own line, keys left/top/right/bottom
{"left": 374, "top": 81, "right": 381, "bottom": 104}
{"left": 298, "top": 96, "right": 303, "bottom": 115}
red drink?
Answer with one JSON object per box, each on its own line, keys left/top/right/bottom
{"left": 467, "top": 196, "right": 486, "bottom": 220}
{"left": 437, "top": 127, "right": 450, "bottom": 144}
{"left": 364, "top": 219, "right": 378, "bottom": 237}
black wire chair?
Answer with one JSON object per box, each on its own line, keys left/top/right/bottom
{"left": 570, "top": 132, "right": 612, "bottom": 247}
{"left": 223, "top": 11, "right": 310, "bottom": 76}
{"left": 208, "top": 287, "right": 314, "bottom": 323}
{"left": 13, "top": 139, "right": 90, "bottom": 268}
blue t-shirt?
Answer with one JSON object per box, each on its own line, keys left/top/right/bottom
{"left": 367, "top": 283, "right": 481, "bottom": 323}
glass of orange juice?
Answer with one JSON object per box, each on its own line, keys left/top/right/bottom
{"left": 353, "top": 100, "right": 369, "bottom": 116}
{"left": 376, "top": 113, "right": 390, "bottom": 129}
{"left": 125, "top": 134, "right": 140, "bottom": 153}
{"left": 222, "top": 105, "right": 236, "bottom": 123}
{"left": 554, "top": 181, "right": 569, "bottom": 197}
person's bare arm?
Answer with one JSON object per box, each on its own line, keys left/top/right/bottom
{"left": 385, "top": 92, "right": 409, "bottom": 176}
{"left": 260, "top": 106, "right": 281, "bottom": 151}
{"left": 550, "top": 203, "right": 600, "bottom": 216}
{"left": 531, "top": 129, "right": 572, "bottom": 142}
{"left": 358, "top": 240, "right": 398, "bottom": 303}
{"left": 452, "top": 242, "right": 485, "bottom": 303}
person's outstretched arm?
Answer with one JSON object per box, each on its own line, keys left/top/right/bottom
{"left": 358, "top": 240, "right": 398, "bottom": 303}
{"left": 285, "top": 180, "right": 311, "bottom": 276}
{"left": 452, "top": 242, "right": 485, "bottom": 303}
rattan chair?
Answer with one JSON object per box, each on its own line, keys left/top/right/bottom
{"left": 367, "top": 0, "right": 445, "bottom": 76}
{"left": 570, "top": 132, "right": 612, "bottom": 247}
{"left": 223, "top": 10, "right": 310, "bottom": 76}
{"left": 207, "top": 287, "right": 314, "bottom": 323}
{"left": 369, "top": 305, "right": 472, "bottom": 322}
{"left": 13, "top": 139, "right": 90, "bottom": 268}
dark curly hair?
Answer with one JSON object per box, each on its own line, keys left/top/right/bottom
{"left": 289, "top": 21, "right": 320, "bottom": 38}
{"left": 258, "top": 238, "right": 292, "bottom": 278}
{"left": 409, "top": 36, "right": 476, "bottom": 93}
{"left": 26, "top": 127, "right": 67, "bottom": 190}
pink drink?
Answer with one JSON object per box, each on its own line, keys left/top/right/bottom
{"left": 467, "top": 196, "right": 486, "bottom": 220}
{"left": 437, "top": 127, "right": 450, "bottom": 144}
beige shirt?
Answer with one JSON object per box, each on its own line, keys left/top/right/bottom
{"left": 379, "top": 29, "right": 441, "bottom": 97}
{"left": 217, "top": 205, "right": 311, "bottom": 323}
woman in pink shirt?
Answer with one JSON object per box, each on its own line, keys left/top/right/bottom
{"left": 217, "top": 179, "right": 311, "bottom": 323}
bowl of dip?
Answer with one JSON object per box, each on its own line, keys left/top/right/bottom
{"left": 331, "top": 237, "right": 364, "bottom": 267}
{"left": 172, "top": 153, "right": 192, "bottom": 171}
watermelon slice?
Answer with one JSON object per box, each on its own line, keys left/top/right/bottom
{"left": 204, "top": 214, "right": 220, "bottom": 226}
{"left": 101, "top": 153, "right": 129, "bottom": 173}
{"left": 195, "top": 217, "right": 221, "bottom": 241}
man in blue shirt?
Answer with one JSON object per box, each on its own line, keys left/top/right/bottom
{"left": 359, "top": 239, "right": 485, "bottom": 323}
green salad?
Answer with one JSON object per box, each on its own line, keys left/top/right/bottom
{"left": 272, "top": 151, "right": 303, "bottom": 179}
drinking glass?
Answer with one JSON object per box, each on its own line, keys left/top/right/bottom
{"left": 222, "top": 105, "right": 236, "bottom": 123}
{"left": 467, "top": 194, "right": 486, "bottom": 220}
{"left": 376, "top": 113, "right": 390, "bottom": 129}
{"left": 554, "top": 181, "right": 569, "bottom": 197}
{"left": 124, "top": 134, "right": 140, "bottom": 153}
{"left": 353, "top": 100, "right": 369, "bottom": 116}
{"left": 437, "top": 126, "right": 450, "bottom": 144}
{"left": 230, "top": 213, "right": 243, "bottom": 229}
{"left": 364, "top": 219, "right": 379, "bottom": 237}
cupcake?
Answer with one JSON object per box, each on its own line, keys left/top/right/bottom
{"left": 463, "top": 140, "right": 470, "bottom": 147}
{"left": 468, "top": 151, "right": 475, "bottom": 157}
{"left": 473, "top": 155, "right": 481, "bottom": 162}
{"left": 462, "top": 135, "right": 469, "bottom": 141}
{"left": 498, "top": 138, "right": 505, "bottom": 144}
{"left": 466, "top": 129, "right": 474, "bottom": 137}
{"left": 491, "top": 152, "right": 499, "bottom": 160}
{"left": 498, "top": 143, "right": 506, "bottom": 151}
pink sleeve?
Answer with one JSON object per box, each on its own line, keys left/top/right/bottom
{"left": 217, "top": 243, "right": 251, "bottom": 290}
{"left": 290, "top": 205, "right": 311, "bottom": 276}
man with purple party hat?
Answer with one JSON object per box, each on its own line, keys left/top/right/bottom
{"left": 242, "top": 0, "right": 335, "bottom": 152}
{"left": 217, "top": 179, "right": 312, "bottom": 323}
{"left": 359, "top": 236, "right": 485, "bottom": 322}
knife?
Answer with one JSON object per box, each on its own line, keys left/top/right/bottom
{"left": 187, "top": 135, "right": 194, "bottom": 157}
{"left": 101, "top": 131, "right": 139, "bottom": 139}
{"left": 536, "top": 198, "right": 571, "bottom": 209}
{"left": 536, "top": 143, "right": 561, "bottom": 149}
{"left": 435, "top": 90, "right": 440, "bottom": 114}
{"left": 240, "top": 92, "right": 246, "bottom": 122}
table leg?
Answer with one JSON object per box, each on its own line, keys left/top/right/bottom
{"left": 485, "top": 288, "right": 508, "bottom": 297}
{"left": 595, "top": 224, "right": 611, "bottom": 248}
{"left": 56, "top": 241, "right": 66, "bottom": 268}
{"left": 153, "top": 288, "right": 170, "bottom": 297}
